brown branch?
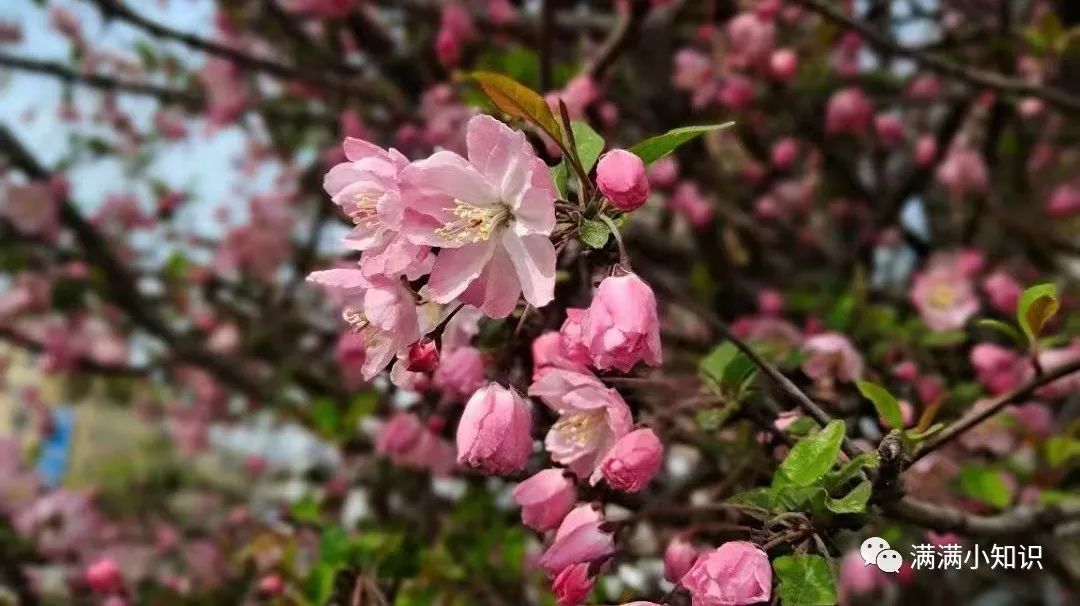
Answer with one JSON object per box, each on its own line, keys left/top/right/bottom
{"left": 791, "top": 0, "right": 1080, "bottom": 115}
{"left": 585, "top": 0, "right": 650, "bottom": 79}
{"left": 911, "top": 356, "right": 1080, "bottom": 462}
{"left": 884, "top": 497, "right": 1080, "bottom": 537}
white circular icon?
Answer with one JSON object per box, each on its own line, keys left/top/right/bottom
{"left": 876, "top": 549, "right": 903, "bottom": 573}
{"left": 859, "top": 536, "right": 890, "bottom": 567}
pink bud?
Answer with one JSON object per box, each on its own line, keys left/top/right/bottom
{"left": 801, "top": 332, "right": 864, "bottom": 383}
{"left": 682, "top": 542, "right": 771, "bottom": 606}
{"left": 769, "top": 48, "right": 798, "bottom": 81}
{"left": 597, "top": 149, "right": 650, "bottom": 212}
{"left": 1047, "top": 183, "right": 1080, "bottom": 217}
{"left": 405, "top": 338, "right": 439, "bottom": 373}
{"left": 647, "top": 156, "right": 680, "bottom": 188}
{"left": 512, "top": 469, "right": 577, "bottom": 532}
{"left": 539, "top": 505, "right": 615, "bottom": 576}
{"left": 825, "top": 87, "right": 873, "bottom": 136}
{"left": 717, "top": 75, "right": 754, "bottom": 112}
{"left": 578, "top": 274, "right": 663, "bottom": 372}
{"left": 915, "top": 135, "right": 938, "bottom": 167}
{"left": 432, "top": 346, "right": 486, "bottom": 400}
{"left": 456, "top": 383, "right": 533, "bottom": 475}
{"left": 85, "top": 558, "right": 124, "bottom": 594}
{"left": 981, "top": 271, "right": 1022, "bottom": 315}
{"left": 892, "top": 360, "right": 920, "bottom": 382}
{"left": 663, "top": 537, "right": 699, "bottom": 583}
{"left": 770, "top": 137, "right": 799, "bottom": 170}
{"left": 757, "top": 289, "right": 784, "bottom": 315}
{"left": 874, "top": 113, "right": 905, "bottom": 146}
{"left": 551, "top": 563, "right": 594, "bottom": 606}
{"left": 257, "top": 574, "right": 284, "bottom": 596}
{"left": 599, "top": 428, "right": 663, "bottom": 492}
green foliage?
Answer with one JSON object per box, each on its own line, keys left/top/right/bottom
{"left": 579, "top": 218, "right": 610, "bottom": 249}
{"left": 568, "top": 120, "right": 605, "bottom": 174}
{"left": 773, "top": 554, "right": 838, "bottom": 606}
{"left": 958, "top": 466, "right": 1012, "bottom": 510}
{"left": 629, "top": 123, "right": 735, "bottom": 165}
{"left": 855, "top": 380, "right": 903, "bottom": 429}
{"left": 699, "top": 341, "right": 757, "bottom": 400}
{"left": 775, "top": 421, "right": 846, "bottom": 487}
{"left": 974, "top": 318, "right": 1025, "bottom": 346}
{"left": 824, "top": 480, "right": 872, "bottom": 514}
{"left": 1017, "top": 283, "right": 1059, "bottom": 343}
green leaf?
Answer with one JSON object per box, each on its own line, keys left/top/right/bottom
{"left": 569, "top": 120, "right": 605, "bottom": 173}
{"left": 471, "top": 71, "right": 563, "bottom": 146}
{"left": 771, "top": 485, "right": 826, "bottom": 511}
{"left": 825, "top": 452, "right": 879, "bottom": 489}
{"left": 305, "top": 563, "right": 337, "bottom": 604}
{"left": 974, "top": 318, "right": 1025, "bottom": 346}
{"left": 699, "top": 342, "right": 757, "bottom": 397}
{"left": 579, "top": 218, "right": 610, "bottom": 249}
{"left": 825, "top": 480, "right": 872, "bottom": 514}
{"left": 773, "top": 554, "right": 838, "bottom": 606}
{"left": 855, "top": 380, "right": 903, "bottom": 429}
{"left": 309, "top": 396, "right": 340, "bottom": 437}
{"left": 1045, "top": 436, "right": 1080, "bottom": 466}
{"left": 921, "top": 330, "right": 966, "bottom": 348}
{"left": 903, "top": 422, "right": 944, "bottom": 443}
{"left": 1017, "top": 283, "right": 1059, "bottom": 342}
{"left": 958, "top": 466, "right": 1012, "bottom": 509}
{"left": 551, "top": 161, "right": 568, "bottom": 198}
{"left": 776, "top": 420, "right": 846, "bottom": 487}
{"left": 629, "top": 122, "right": 734, "bottom": 165}
{"left": 727, "top": 487, "right": 774, "bottom": 510}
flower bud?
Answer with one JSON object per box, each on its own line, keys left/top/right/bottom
{"left": 456, "top": 383, "right": 533, "bottom": 475}
{"left": 539, "top": 505, "right": 615, "bottom": 576}
{"left": 769, "top": 48, "right": 798, "bottom": 81}
{"left": 663, "top": 537, "right": 699, "bottom": 583}
{"left": 85, "top": 558, "right": 124, "bottom": 594}
{"left": 597, "top": 149, "right": 650, "bottom": 212}
{"left": 512, "top": 469, "right": 578, "bottom": 532}
{"left": 770, "top": 137, "right": 799, "bottom": 170}
{"left": 551, "top": 563, "right": 594, "bottom": 606}
{"left": 257, "top": 574, "right": 284, "bottom": 596}
{"left": 914, "top": 135, "right": 938, "bottom": 167}
{"left": 576, "top": 274, "right": 662, "bottom": 372}
{"left": 825, "top": 87, "right": 873, "bottom": 136}
{"left": 682, "top": 542, "right": 771, "bottom": 606}
{"left": 405, "top": 338, "right": 439, "bottom": 373}
{"left": 599, "top": 428, "right": 664, "bottom": 493}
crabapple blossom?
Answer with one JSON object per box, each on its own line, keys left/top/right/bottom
{"left": 403, "top": 115, "right": 557, "bottom": 318}
{"left": 551, "top": 562, "right": 594, "bottom": 606}
{"left": 599, "top": 428, "right": 664, "bottom": 492}
{"left": 801, "top": 332, "right": 864, "bottom": 383}
{"left": 681, "top": 541, "right": 772, "bottom": 606}
{"left": 539, "top": 504, "right": 615, "bottom": 576}
{"left": 566, "top": 273, "right": 662, "bottom": 372}
{"left": 910, "top": 256, "right": 980, "bottom": 332}
{"left": 597, "top": 149, "right": 650, "bottom": 211}
{"left": 825, "top": 87, "right": 873, "bottom": 135}
{"left": 405, "top": 338, "right": 439, "bottom": 373}
{"left": 432, "top": 346, "right": 486, "bottom": 400}
{"left": 456, "top": 383, "right": 534, "bottom": 475}
{"left": 664, "top": 536, "right": 700, "bottom": 583}
{"left": 512, "top": 468, "right": 577, "bottom": 532}
{"left": 981, "top": 271, "right": 1023, "bottom": 315}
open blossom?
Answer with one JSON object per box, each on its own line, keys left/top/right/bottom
{"left": 403, "top": 114, "right": 557, "bottom": 318}
{"left": 936, "top": 147, "right": 989, "bottom": 199}
{"left": 597, "top": 149, "right": 650, "bottom": 212}
{"left": 531, "top": 368, "right": 633, "bottom": 479}
{"left": 910, "top": 256, "right": 980, "bottom": 332}
{"left": 325, "top": 138, "right": 433, "bottom": 280}
{"left": 307, "top": 268, "right": 437, "bottom": 379}
{"left": 532, "top": 331, "right": 590, "bottom": 379}
{"left": 801, "top": 332, "right": 863, "bottom": 383}
{"left": 599, "top": 428, "right": 664, "bottom": 492}
{"left": 512, "top": 468, "right": 577, "bottom": 532}
{"left": 456, "top": 383, "right": 533, "bottom": 475}
{"left": 564, "top": 274, "right": 662, "bottom": 372}
{"left": 681, "top": 541, "right": 772, "bottom": 606}
{"left": 539, "top": 504, "right": 615, "bottom": 576}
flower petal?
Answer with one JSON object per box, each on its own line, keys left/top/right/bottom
{"left": 501, "top": 231, "right": 555, "bottom": 309}
{"left": 426, "top": 240, "right": 497, "bottom": 304}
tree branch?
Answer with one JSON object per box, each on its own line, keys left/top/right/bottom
{"left": 792, "top": 0, "right": 1080, "bottom": 115}
{"left": 884, "top": 497, "right": 1080, "bottom": 537}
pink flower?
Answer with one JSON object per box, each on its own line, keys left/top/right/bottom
{"left": 726, "top": 12, "right": 775, "bottom": 69}
{"left": 801, "top": 332, "right": 864, "bottom": 383}
{"left": 648, "top": 156, "right": 680, "bottom": 188}
{"left": 539, "top": 504, "right": 615, "bottom": 576}
{"left": 681, "top": 541, "right": 772, "bottom": 606}
{"left": 403, "top": 115, "right": 557, "bottom": 318}
{"left": 307, "top": 269, "right": 437, "bottom": 379}
{"left": 281, "top": 0, "right": 353, "bottom": 19}
{"left": 936, "top": 147, "right": 989, "bottom": 199}
{"left": 571, "top": 274, "right": 663, "bottom": 372}
{"left": 597, "top": 150, "right": 650, "bottom": 212}
{"left": 488, "top": 0, "right": 517, "bottom": 25}
{"left": 198, "top": 58, "right": 247, "bottom": 126}
{"left": 664, "top": 537, "right": 700, "bottom": 583}
{"left": 769, "top": 48, "right": 798, "bottom": 81}
{"left": 717, "top": 75, "right": 755, "bottom": 112}
{"left": 1047, "top": 182, "right": 1080, "bottom": 217}
{"left": 456, "top": 383, "right": 533, "bottom": 475}
{"left": 825, "top": 87, "right": 873, "bottom": 136}
{"left": 435, "top": 4, "right": 475, "bottom": 67}
{"left": 512, "top": 468, "right": 577, "bottom": 532}
{"left": 874, "top": 113, "right": 905, "bottom": 146}
{"left": 335, "top": 332, "right": 367, "bottom": 388}
{"left": 915, "top": 135, "right": 938, "bottom": 167}
{"left": 377, "top": 413, "right": 455, "bottom": 475}
{"left": 770, "top": 138, "right": 798, "bottom": 170}
{"left": 839, "top": 551, "right": 884, "bottom": 602}
{"left": 432, "top": 346, "right": 486, "bottom": 401}
{"left": 970, "top": 343, "right": 1021, "bottom": 395}
{"left": 981, "top": 271, "right": 1022, "bottom": 315}
{"left": 405, "top": 338, "right": 439, "bottom": 373}
{"left": 1028, "top": 344, "right": 1080, "bottom": 398}
{"left": 85, "top": 558, "right": 124, "bottom": 594}
{"left": 673, "top": 49, "right": 716, "bottom": 109}
{"left": 530, "top": 368, "right": 633, "bottom": 479}
{"left": 532, "top": 331, "right": 590, "bottom": 379}
{"left": 599, "top": 428, "right": 663, "bottom": 492}
{"left": 551, "top": 562, "right": 594, "bottom": 606}
{"left": 257, "top": 574, "right": 284, "bottom": 596}
{"left": 2, "top": 182, "right": 59, "bottom": 237}
{"left": 910, "top": 256, "right": 980, "bottom": 332}
{"left": 325, "top": 138, "right": 433, "bottom": 280}
{"left": 669, "top": 182, "right": 715, "bottom": 227}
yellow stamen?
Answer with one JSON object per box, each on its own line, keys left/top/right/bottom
{"left": 553, "top": 411, "right": 604, "bottom": 448}
{"left": 434, "top": 200, "right": 510, "bottom": 244}
{"left": 348, "top": 192, "right": 380, "bottom": 229}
